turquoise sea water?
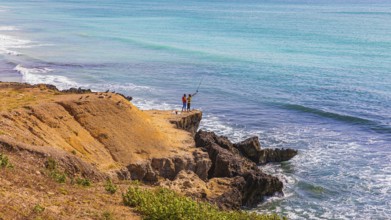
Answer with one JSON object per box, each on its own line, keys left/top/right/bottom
{"left": 1, "top": 0, "right": 391, "bottom": 219}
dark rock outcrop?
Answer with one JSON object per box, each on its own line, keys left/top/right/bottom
{"left": 205, "top": 143, "right": 257, "bottom": 178}
{"left": 169, "top": 111, "right": 202, "bottom": 135}
{"left": 195, "top": 130, "right": 284, "bottom": 207}
{"left": 234, "top": 136, "right": 298, "bottom": 164}
{"left": 159, "top": 170, "right": 245, "bottom": 210}
{"left": 258, "top": 148, "right": 298, "bottom": 164}
{"left": 116, "top": 92, "right": 133, "bottom": 101}
{"left": 234, "top": 137, "right": 262, "bottom": 163}
{"left": 61, "top": 87, "right": 92, "bottom": 94}
{"left": 123, "top": 149, "right": 212, "bottom": 183}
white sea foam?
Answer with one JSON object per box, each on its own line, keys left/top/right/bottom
{"left": 133, "top": 98, "right": 177, "bottom": 110}
{"left": 14, "top": 64, "right": 155, "bottom": 94}
{"left": 90, "top": 82, "right": 153, "bottom": 93}
{"left": 0, "top": 34, "right": 31, "bottom": 56}
{"left": 200, "top": 114, "right": 253, "bottom": 142}
{"left": 14, "top": 64, "right": 79, "bottom": 90}
{"left": 0, "top": 26, "right": 18, "bottom": 31}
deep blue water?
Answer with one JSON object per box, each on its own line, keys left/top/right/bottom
{"left": 1, "top": 0, "right": 391, "bottom": 219}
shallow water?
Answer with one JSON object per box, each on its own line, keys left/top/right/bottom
{"left": 1, "top": 0, "right": 391, "bottom": 219}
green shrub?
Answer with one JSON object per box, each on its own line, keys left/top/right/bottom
{"left": 0, "top": 153, "right": 13, "bottom": 168}
{"left": 123, "top": 186, "right": 286, "bottom": 220}
{"left": 46, "top": 157, "right": 57, "bottom": 170}
{"left": 33, "top": 204, "right": 45, "bottom": 213}
{"left": 45, "top": 157, "right": 67, "bottom": 183}
{"left": 102, "top": 211, "right": 114, "bottom": 220}
{"left": 76, "top": 177, "right": 91, "bottom": 187}
{"left": 50, "top": 171, "right": 67, "bottom": 183}
{"left": 104, "top": 179, "right": 117, "bottom": 194}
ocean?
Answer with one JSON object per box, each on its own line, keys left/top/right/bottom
{"left": 1, "top": 0, "right": 390, "bottom": 219}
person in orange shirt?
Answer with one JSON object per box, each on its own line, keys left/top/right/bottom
{"left": 181, "top": 94, "right": 187, "bottom": 112}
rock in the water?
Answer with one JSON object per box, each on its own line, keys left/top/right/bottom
{"left": 234, "top": 136, "right": 262, "bottom": 163}
{"left": 258, "top": 148, "right": 298, "bottom": 164}
{"left": 195, "top": 130, "right": 284, "bottom": 207}
{"left": 241, "top": 171, "right": 283, "bottom": 206}
{"left": 234, "top": 136, "right": 298, "bottom": 164}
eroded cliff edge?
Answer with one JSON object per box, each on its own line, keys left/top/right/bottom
{"left": 0, "top": 82, "right": 297, "bottom": 212}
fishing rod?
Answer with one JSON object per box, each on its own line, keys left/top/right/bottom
{"left": 196, "top": 75, "right": 205, "bottom": 93}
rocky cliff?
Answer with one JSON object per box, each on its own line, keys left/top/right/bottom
{"left": 0, "top": 82, "right": 297, "bottom": 216}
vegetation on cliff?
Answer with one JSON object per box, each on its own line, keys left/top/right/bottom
{"left": 123, "top": 185, "right": 286, "bottom": 220}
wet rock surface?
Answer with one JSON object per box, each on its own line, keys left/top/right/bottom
{"left": 234, "top": 136, "right": 262, "bottom": 163}
{"left": 234, "top": 136, "right": 298, "bottom": 164}
{"left": 258, "top": 148, "right": 298, "bottom": 164}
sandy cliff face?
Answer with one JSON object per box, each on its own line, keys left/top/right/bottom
{"left": 0, "top": 82, "right": 197, "bottom": 173}
{"left": 0, "top": 82, "right": 296, "bottom": 214}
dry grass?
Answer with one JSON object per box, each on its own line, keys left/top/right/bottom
{"left": 0, "top": 83, "right": 58, "bottom": 111}
{"left": 0, "top": 150, "right": 140, "bottom": 220}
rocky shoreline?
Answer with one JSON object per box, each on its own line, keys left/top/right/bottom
{"left": 0, "top": 82, "right": 297, "bottom": 217}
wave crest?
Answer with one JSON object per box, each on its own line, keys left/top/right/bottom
{"left": 14, "top": 65, "right": 79, "bottom": 90}
{"left": 281, "top": 103, "right": 391, "bottom": 134}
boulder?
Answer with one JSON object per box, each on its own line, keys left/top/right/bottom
{"left": 234, "top": 137, "right": 298, "bottom": 164}
{"left": 206, "top": 176, "right": 245, "bottom": 210}
{"left": 205, "top": 143, "right": 257, "bottom": 178}
{"left": 127, "top": 162, "right": 158, "bottom": 182}
{"left": 234, "top": 136, "right": 262, "bottom": 163}
{"left": 241, "top": 171, "right": 283, "bottom": 206}
{"left": 124, "top": 149, "right": 211, "bottom": 182}
{"left": 160, "top": 170, "right": 244, "bottom": 210}
{"left": 195, "top": 130, "right": 284, "bottom": 207}
{"left": 258, "top": 148, "right": 298, "bottom": 164}
{"left": 195, "top": 130, "right": 239, "bottom": 154}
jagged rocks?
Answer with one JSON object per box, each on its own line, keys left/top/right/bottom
{"left": 234, "top": 137, "right": 262, "bottom": 163}
{"left": 234, "top": 136, "right": 298, "bottom": 164}
{"left": 160, "top": 170, "right": 244, "bottom": 210}
{"left": 115, "top": 92, "right": 133, "bottom": 101}
{"left": 241, "top": 171, "right": 283, "bottom": 206}
{"left": 195, "top": 130, "right": 239, "bottom": 154}
{"left": 124, "top": 149, "right": 212, "bottom": 182}
{"left": 169, "top": 111, "right": 202, "bottom": 135}
{"left": 258, "top": 148, "right": 298, "bottom": 164}
{"left": 195, "top": 130, "right": 285, "bottom": 207}
{"left": 61, "top": 87, "right": 92, "bottom": 94}
{"left": 127, "top": 162, "right": 158, "bottom": 182}
{"left": 205, "top": 143, "right": 257, "bottom": 178}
